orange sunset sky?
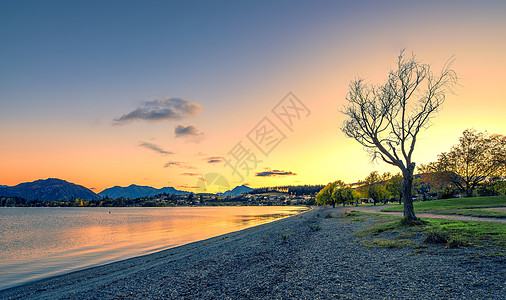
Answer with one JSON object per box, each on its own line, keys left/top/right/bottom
{"left": 1, "top": 1, "right": 505, "bottom": 193}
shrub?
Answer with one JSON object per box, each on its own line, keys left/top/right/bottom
{"left": 424, "top": 229, "right": 449, "bottom": 244}
{"left": 446, "top": 238, "right": 470, "bottom": 248}
{"left": 309, "top": 224, "right": 321, "bottom": 231}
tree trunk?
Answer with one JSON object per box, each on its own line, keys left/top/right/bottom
{"left": 402, "top": 163, "right": 416, "bottom": 220}
{"left": 465, "top": 184, "right": 473, "bottom": 197}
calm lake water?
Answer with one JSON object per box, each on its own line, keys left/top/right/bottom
{"left": 0, "top": 206, "right": 307, "bottom": 290}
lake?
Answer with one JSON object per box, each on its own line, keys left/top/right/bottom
{"left": 0, "top": 206, "right": 307, "bottom": 290}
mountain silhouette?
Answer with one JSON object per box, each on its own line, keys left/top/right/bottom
{"left": 0, "top": 178, "right": 100, "bottom": 201}
{"left": 218, "top": 185, "right": 253, "bottom": 196}
{"left": 98, "top": 184, "right": 189, "bottom": 199}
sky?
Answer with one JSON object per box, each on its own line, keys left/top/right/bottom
{"left": 1, "top": 0, "right": 505, "bottom": 193}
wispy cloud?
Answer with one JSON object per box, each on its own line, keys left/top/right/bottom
{"left": 114, "top": 98, "right": 201, "bottom": 125}
{"left": 164, "top": 161, "right": 181, "bottom": 168}
{"left": 163, "top": 161, "right": 196, "bottom": 169}
{"left": 206, "top": 156, "right": 223, "bottom": 164}
{"left": 180, "top": 172, "right": 201, "bottom": 177}
{"left": 177, "top": 184, "right": 199, "bottom": 190}
{"left": 138, "top": 142, "right": 173, "bottom": 155}
{"left": 255, "top": 169, "right": 297, "bottom": 177}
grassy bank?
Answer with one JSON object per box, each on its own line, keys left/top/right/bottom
{"left": 381, "top": 195, "right": 506, "bottom": 218}
{"left": 341, "top": 211, "right": 506, "bottom": 256}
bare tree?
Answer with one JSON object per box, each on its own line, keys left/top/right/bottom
{"left": 341, "top": 50, "right": 457, "bottom": 220}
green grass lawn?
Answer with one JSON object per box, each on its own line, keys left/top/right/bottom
{"left": 344, "top": 211, "right": 506, "bottom": 255}
{"left": 381, "top": 195, "right": 506, "bottom": 218}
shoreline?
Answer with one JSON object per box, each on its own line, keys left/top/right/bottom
{"left": 0, "top": 207, "right": 313, "bottom": 297}
{"left": 1, "top": 206, "right": 504, "bottom": 299}
{"left": 0, "top": 206, "right": 309, "bottom": 291}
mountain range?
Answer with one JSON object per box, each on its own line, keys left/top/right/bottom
{"left": 0, "top": 178, "right": 252, "bottom": 201}
{"left": 98, "top": 184, "right": 189, "bottom": 199}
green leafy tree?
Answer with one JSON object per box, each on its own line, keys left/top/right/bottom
{"left": 360, "top": 171, "right": 391, "bottom": 205}
{"left": 368, "top": 184, "right": 389, "bottom": 205}
{"left": 412, "top": 177, "right": 430, "bottom": 200}
{"left": 332, "top": 185, "right": 355, "bottom": 207}
{"left": 477, "top": 178, "right": 506, "bottom": 196}
{"left": 316, "top": 180, "right": 344, "bottom": 207}
{"left": 386, "top": 173, "right": 403, "bottom": 204}
{"left": 425, "top": 129, "right": 506, "bottom": 197}
{"left": 341, "top": 50, "right": 457, "bottom": 219}
{"left": 316, "top": 181, "right": 338, "bottom": 207}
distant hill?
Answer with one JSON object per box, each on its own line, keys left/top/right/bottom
{"left": 0, "top": 178, "right": 100, "bottom": 201}
{"left": 98, "top": 184, "right": 189, "bottom": 199}
{"left": 218, "top": 185, "right": 253, "bottom": 197}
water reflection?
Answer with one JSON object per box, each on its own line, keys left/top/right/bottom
{"left": 235, "top": 213, "right": 294, "bottom": 224}
{"left": 0, "top": 206, "right": 307, "bottom": 290}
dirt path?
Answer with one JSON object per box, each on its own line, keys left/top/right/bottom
{"left": 349, "top": 205, "right": 506, "bottom": 224}
{"left": 488, "top": 207, "right": 506, "bottom": 212}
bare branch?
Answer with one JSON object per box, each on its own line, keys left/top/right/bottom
{"left": 341, "top": 50, "right": 458, "bottom": 218}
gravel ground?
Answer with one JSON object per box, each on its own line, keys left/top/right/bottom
{"left": 1, "top": 206, "right": 504, "bottom": 299}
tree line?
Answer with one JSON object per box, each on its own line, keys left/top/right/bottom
{"left": 251, "top": 185, "right": 325, "bottom": 196}
{"left": 317, "top": 129, "right": 506, "bottom": 207}
{"left": 0, "top": 196, "right": 165, "bottom": 207}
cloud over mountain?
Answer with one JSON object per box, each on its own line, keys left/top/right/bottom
{"left": 114, "top": 98, "right": 201, "bottom": 125}
{"left": 206, "top": 156, "right": 223, "bottom": 164}
{"left": 177, "top": 184, "right": 199, "bottom": 190}
{"left": 164, "top": 161, "right": 196, "bottom": 169}
{"left": 180, "top": 172, "right": 200, "bottom": 177}
{"left": 255, "top": 169, "right": 297, "bottom": 177}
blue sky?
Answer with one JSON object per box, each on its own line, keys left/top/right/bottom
{"left": 1, "top": 0, "right": 506, "bottom": 192}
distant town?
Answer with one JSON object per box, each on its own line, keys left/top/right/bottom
{"left": 0, "top": 185, "right": 323, "bottom": 207}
